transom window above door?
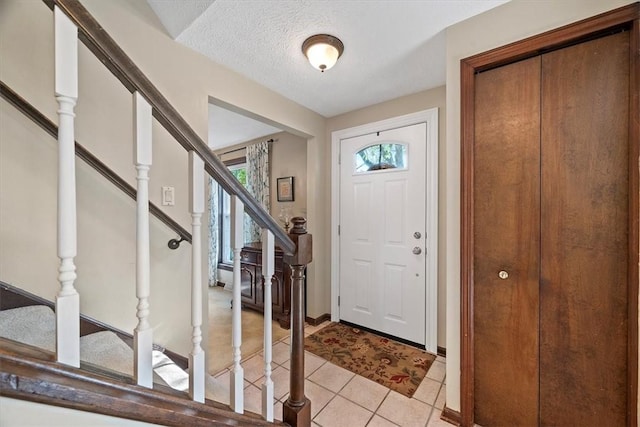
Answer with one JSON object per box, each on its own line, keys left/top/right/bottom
{"left": 354, "top": 142, "right": 407, "bottom": 173}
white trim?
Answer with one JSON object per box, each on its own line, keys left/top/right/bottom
{"left": 133, "top": 91, "right": 153, "bottom": 388}
{"left": 230, "top": 195, "right": 244, "bottom": 413}
{"left": 188, "top": 151, "right": 205, "bottom": 403}
{"left": 261, "top": 229, "right": 275, "bottom": 422}
{"left": 54, "top": 5, "right": 80, "bottom": 368}
{"left": 331, "top": 109, "right": 439, "bottom": 354}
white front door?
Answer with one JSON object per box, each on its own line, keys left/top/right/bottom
{"left": 339, "top": 123, "right": 427, "bottom": 345}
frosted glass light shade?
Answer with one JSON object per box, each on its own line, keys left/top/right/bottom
{"left": 302, "top": 34, "right": 344, "bottom": 72}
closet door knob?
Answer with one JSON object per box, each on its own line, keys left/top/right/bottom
{"left": 412, "top": 247, "right": 422, "bottom": 255}
{"left": 498, "top": 270, "right": 509, "bottom": 280}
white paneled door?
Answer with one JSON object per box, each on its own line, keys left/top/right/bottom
{"left": 339, "top": 123, "right": 427, "bottom": 345}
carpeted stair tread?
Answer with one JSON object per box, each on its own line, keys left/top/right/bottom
{"left": 0, "top": 305, "right": 56, "bottom": 351}
{"left": 0, "top": 305, "right": 225, "bottom": 398}
{"left": 80, "top": 330, "right": 134, "bottom": 376}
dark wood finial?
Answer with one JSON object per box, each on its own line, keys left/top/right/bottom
{"left": 289, "top": 217, "right": 307, "bottom": 235}
{"left": 285, "top": 218, "right": 312, "bottom": 266}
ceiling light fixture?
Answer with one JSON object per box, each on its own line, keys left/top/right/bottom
{"left": 302, "top": 34, "right": 344, "bottom": 72}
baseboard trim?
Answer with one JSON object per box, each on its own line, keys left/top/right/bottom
{"left": 437, "top": 346, "right": 446, "bottom": 357}
{"left": 441, "top": 406, "right": 461, "bottom": 426}
{"left": 305, "top": 313, "right": 330, "bottom": 326}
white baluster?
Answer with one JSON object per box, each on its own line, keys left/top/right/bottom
{"left": 261, "top": 229, "right": 275, "bottom": 421}
{"left": 133, "top": 92, "right": 153, "bottom": 388}
{"left": 230, "top": 195, "right": 244, "bottom": 413}
{"left": 189, "top": 151, "right": 205, "bottom": 402}
{"left": 54, "top": 6, "right": 80, "bottom": 368}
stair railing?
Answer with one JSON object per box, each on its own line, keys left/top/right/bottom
{"left": 45, "top": 0, "right": 311, "bottom": 424}
{"left": 0, "top": 81, "right": 192, "bottom": 247}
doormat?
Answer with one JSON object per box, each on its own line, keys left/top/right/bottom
{"left": 304, "top": 322, "right": 435, "bottom": 398}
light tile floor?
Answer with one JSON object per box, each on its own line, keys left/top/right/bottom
{"left": 212, "top": 322, "right": 448, "bottom": 427}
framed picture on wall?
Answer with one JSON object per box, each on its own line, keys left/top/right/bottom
{"left": 277, "top": 176, "right": 294, "bottom": 202}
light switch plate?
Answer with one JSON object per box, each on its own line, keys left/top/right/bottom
{"left": 162, "top": 186, "right": 175, "bottom": 206}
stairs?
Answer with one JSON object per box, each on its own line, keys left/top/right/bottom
{"left": 1, "top": 0, "right": 312, "bottom": 423}
{"left": 1, "top": 304, "right": 190, "bottom": 389}
{"left": 0, "top": 284, "right": 284, "bottom": 426}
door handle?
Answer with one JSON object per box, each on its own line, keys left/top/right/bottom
{"left": 498, "top": 270, "right": 509, "bottom": 280}
{"left": 412, "top": 247, "right": 422, "bottom": 255}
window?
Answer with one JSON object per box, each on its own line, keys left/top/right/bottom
{"left": 220, "top": 162, "right": 247, "bottom": 264}
{"left": 354, "top": 142, "right": 407, "bottom": 173}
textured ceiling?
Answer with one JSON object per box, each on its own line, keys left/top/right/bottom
{"left": 147, "top": 0, "right": 508, "bottom": 145}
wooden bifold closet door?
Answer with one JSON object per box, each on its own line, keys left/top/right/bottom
{"left": 473, "top": 30, "right": 630, "bottom": 426}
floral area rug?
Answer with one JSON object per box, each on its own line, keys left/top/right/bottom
{"left": 304, "top": 322, "right": 435, "bottom": 398}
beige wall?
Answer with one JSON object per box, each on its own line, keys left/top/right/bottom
{"left": 0, "top": 397, "right": 159, "bottom": 426}
{"left": 271, "top": 132, "right": 308, "bottom": 221}
{"left": 326, "top": 86, "right": 447, "bottom": 347}
{"left": 215, "top": 131, "right": 308, "bottom": 288}
{"left": 443, "top": 0, "right": 637, "bottom": 413}
{"left": 0, "top": 98, "right": 194, "bottom": 355}
{"left": 216, "top": 131, "right": 308, "bottom": 221}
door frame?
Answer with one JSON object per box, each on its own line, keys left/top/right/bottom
{"left": 331, "top": 109, "right": 439, "bottom": 354}
{"left": 459, "top": 4, "right": 640, "bottom": 426}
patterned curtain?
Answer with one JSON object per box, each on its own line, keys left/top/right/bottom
{"left": 208, "top": 177, "right": 219, "bottom": 287}
{"left": 245, "top": 140, "right": 270, "bottom": 243}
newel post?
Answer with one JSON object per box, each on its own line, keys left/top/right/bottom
{"left": 283, "top": 217, "right": 312, "bottom": 427}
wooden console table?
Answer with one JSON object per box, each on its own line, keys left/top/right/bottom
{"left": 239, "top": 242, "right": 291, "bottom": 329}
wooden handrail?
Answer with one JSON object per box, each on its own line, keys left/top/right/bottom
{"left": 0, "top": 337, "right": 286, "bottom": 426}
{"left": 42, "top": 0, "right": 295, "bottom": 254}
{"left": 0, "top": 81, "right": 192, "bottom": 245}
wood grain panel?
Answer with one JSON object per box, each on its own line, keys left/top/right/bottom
{"left": 540, "top": 31, "right": 630, "bottom": 426}
{"left": 0, "top": 337, "right": 283, "bottom": 427}
{"left": 461, "top": 6, "right": 639, "bottom": 426}
{"left": 473, "top": 56, "right": 541, "bottom": 426}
